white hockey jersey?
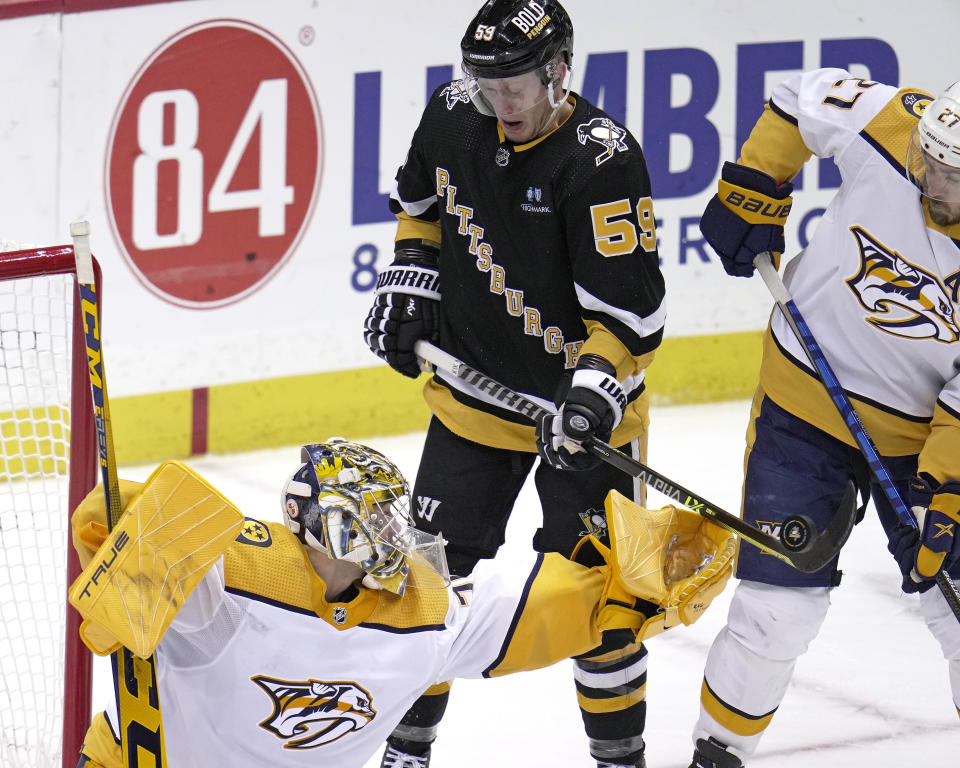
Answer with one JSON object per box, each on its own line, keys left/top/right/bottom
{"left": 94, "top": 518, "right": 608, "bottom": 767}
{"left": 742, "top": 68, "right": 960, "bottom": 483}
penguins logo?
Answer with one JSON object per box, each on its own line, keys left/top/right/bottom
{"left": 252, "top": 676, "right": 376, "bottom": 749}
{"left": 576, "top": 117, "right": 628, "bottom": 166}
{"left": 441, "top": 80, "right": 472, "bottom": 110}
{"left": 579, "top": 508, "right": 608, "bottom": 540}
{"left": 846, "top": 226, "right": 958, "bottom": 342}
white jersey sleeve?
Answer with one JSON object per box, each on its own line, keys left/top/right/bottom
{"left": 770, "top": 67, "right": 899, "bottom": 161}
{"left": 169, "top": 557, "right": 227, "bottom": 633}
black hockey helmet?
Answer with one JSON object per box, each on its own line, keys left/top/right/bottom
{"left": 460, "top": 0, "right": 574, "bottom": 80}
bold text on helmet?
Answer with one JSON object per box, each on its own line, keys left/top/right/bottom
{"left": 511, "top": 1, "right": 546, "bottom": 36}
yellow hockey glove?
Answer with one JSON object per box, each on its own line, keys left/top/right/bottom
{"left": 68, "top": 461, "right": 244, "bottom": 659}
{"left": 591, "top": 490, "right": 736, "bottom": 640}
{"left": 71, "top": 478, "right": 144, "bottom": 569}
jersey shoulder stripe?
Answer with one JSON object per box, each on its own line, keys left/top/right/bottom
{"left": 859, "top": 87, "right": 934, "bottom": 176}
{"left": 224, "top": 520, "right": 315, "bottom": 611}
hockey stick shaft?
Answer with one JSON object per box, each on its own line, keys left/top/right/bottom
{"left": 71, "top": 221, "right": 169, "bottom": 767}
{"left": 413, "top": 339, "right": 837, "bottom": 571}
{"left": 754, "top": 254, "right": 960, "bottom": 618}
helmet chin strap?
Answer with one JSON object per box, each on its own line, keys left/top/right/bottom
{"left": 533, "top": 72, "right": 572, "bottom": 138}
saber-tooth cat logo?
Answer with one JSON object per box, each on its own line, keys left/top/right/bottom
{"left": 253, "top": 676, "right": 376, "bottom": 748}
{"left": 846, "top": 225, "right": 958, "bottom": 342}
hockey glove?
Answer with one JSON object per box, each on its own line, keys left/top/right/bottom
{"left": 69, "top": 461, "right": 244, "bottom": 658}
{"left": 363, "top": 241, "right": 441, "bottom": 378}
{"left": 536, "top": 354, "right": 626, "bottom": 471}
{"left": 699, "top": 161, "right": 793, "bottom": 277}
{"left": 911, "top": 475, "right": 960, "bottom": 578}
{"left": 887, "top": 524, "right": 931, "bottom": 594}
{"left": 887, "top": 475, "right": 960, "bottom": 593}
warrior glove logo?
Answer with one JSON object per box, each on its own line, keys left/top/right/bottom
{"left": 846, "top": 226, "right": 959, "bottom": 342}
{"left": 253, "top": 676, "right": 376, "bottom": 749}
{"left": 576, "top": 117, "right": 628, "bottom": 166}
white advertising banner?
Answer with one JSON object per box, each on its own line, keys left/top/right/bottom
{"left": 0, "top": 0, "right": 956, "bottom": 397}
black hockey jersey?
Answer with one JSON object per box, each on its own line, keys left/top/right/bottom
{"left": 390, "top": 80, "right": 666, "bottom": 451}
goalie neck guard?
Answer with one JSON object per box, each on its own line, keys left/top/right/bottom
{"left": 282, "top": 438, "right": 449, "bottom": 595}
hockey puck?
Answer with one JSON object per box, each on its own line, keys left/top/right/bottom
{"left": 780, "top": 515, "right": 814, "bottom": 551}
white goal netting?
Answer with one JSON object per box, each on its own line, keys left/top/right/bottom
{"left": 0, "top": 251, "right": 85, "bottom": 768}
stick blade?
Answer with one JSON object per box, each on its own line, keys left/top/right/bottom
{"left": 787, "top": 480, "right": 858, "bottom": 573}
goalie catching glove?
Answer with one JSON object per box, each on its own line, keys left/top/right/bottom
{"left": 537, "top": 354, "right": 626, "bottom": 471}
{"left": 699, "top": 161, "right": 793, "bottom": 277}
{"left": 363, "top": 240, "right": 441, "bottom": 378}
{"left": 68, "top": 461, "right": 244, "bottom": 658}
{"left": 577, "top": 490, "right": 737, "bottom": 640}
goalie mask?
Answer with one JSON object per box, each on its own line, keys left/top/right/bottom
{"left": 460, "top": 0, "right": 573, "bottom": 140}
{"left": 282, "top": 438, "right": 449, "bottom": 595}
{"left": 907, "top": 81, "right": 960, "bottom": 225}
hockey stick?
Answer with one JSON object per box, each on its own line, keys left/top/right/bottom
{"left": 71, "top": 221, "right": 169, "bottom": 767}
{"left": 413, "top": 339, "right": 855, "bottom": 573}
{"left": 754, "top": 253, "right": 960, "bottom": 619}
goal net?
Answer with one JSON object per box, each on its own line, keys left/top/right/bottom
{"left": 0, "top": 245, "right": 96, "bottom": 768}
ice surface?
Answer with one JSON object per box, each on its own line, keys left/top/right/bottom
{"left": 91, "top": 399, "right": 957, "bottom": 766}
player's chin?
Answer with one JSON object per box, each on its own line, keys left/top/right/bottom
{"left": 928, "top": 201, "right": 960, "bottom": 226}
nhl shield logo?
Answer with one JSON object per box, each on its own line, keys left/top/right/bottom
{"left": 333, "top": 606, "right": 347, "bottom": 625}
{"left": 495, "top": 146, "right": 511, "bottom": 167}
{"left": 253, "top": 676, "right": 376, "bottom": 748}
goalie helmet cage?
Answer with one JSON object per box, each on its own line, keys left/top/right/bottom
{"left": 0, "top": 246, "right": 97, "bottom": 768}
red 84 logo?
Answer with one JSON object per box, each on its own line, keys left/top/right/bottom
{"left": 106, "top": 19, "right": 322, "bottom": 307}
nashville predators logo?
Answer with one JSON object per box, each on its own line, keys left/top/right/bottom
{"left": 252, "top": 676, "right": 376, "bottom": 749}
{"left": 441, "top": 80, "right": 471, "bottom": 110}
{"left": 576, "top": 117, "right": 628, "bottom": 166}
{"left": 237, "top": 518, "right": 272, "bottom": 547}
{"left": 845, "top": 226, "right": 959, "bottom": 342}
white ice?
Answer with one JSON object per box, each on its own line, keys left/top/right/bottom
{"left": 95, "top": 399, "right": 959, "bottom": 767}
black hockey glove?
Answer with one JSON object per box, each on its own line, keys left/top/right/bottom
{"left": 699, "top": 161, "right": 794, "bottom": 277}
{"left": 363, "top": 241, "right": 441, "bottom": 378}
{"left": 536, "top": 354, "right": 626, "bottom": 472}
{"left": 887, "top": 524, "right": 931, "bottom": 594}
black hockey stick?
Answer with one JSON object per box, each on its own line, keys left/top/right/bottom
{"left": 755, "top": 253, "right": 960, "bottom": 619}
{"left": 71, "top": 221, "right": 170, "bottom": 766}
{"left": 413, "top": 340, "right": 855, "bottom": 573}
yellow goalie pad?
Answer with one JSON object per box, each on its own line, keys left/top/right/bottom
{"left": 68, "top": 461, "right": 244, "bottom": 659}
{"left": 593, "top": 490, "right": 737, "bottom": 640}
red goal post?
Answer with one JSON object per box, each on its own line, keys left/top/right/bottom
{"left": 0, "top": 245, "right": 98, "bottom": 768}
